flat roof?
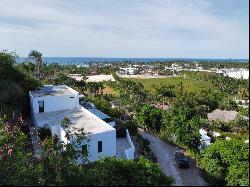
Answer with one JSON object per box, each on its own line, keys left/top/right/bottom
{"left": 30, "top": 85, "right": 76, "bottom": 98}
{"left": 35, "top": 107, "right": 114, "bottom": 134}
{"left": 207, "top": 109, "right": 238, "bottom": 123}
{"left": 88, "top": 108, "right": 111, "bottom": 120}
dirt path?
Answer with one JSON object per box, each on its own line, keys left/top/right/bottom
{"left": 138, "top": 129, "right": 208, "bottom": 186}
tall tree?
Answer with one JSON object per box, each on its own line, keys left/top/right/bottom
{"left": 28, "top": 50, "right": 42, "bottom": 79}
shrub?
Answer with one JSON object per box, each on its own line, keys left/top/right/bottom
{"left": 37, "top": 128, "right": 52, "bottom": 141}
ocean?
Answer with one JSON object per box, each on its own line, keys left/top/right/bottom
{"left": 16, "top": 57, "right": 248, "bottom": 65}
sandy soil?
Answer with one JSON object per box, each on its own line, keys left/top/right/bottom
{"left": 118, "top": 74, "right": 178, "bottom": 79}
{"left": 86, "top": 74, "right": 115, "bottom": 82}
{"left": 138, "top": 129, "right": 208, "bottom": 186}
{"left": 69, "top": 74, "right": 115, "bottom": 82}
{"left": 102, "top": 86, "right": 116, "bottom": 95}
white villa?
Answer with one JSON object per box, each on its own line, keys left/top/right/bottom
{"left": 29, "top": 85, "right": 134, "bottom": 163}
{"left": 217, "top": 68, "right": 249, "bottom": 79}
{"left": 119, "top": 65, "right": 138, "bottom": 75}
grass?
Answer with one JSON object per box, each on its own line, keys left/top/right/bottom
{"left": 103, "top": 84, "right": 118, "bottom": 95}
{"left": 127, "top": 77, "right": 211, "bottom": 93}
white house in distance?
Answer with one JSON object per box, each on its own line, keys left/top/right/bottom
{"left": 119, "top": 65, "right": 138, "bottom": 75}
{"left": 217, "top": 68, "right": 249, "bottom": 79}
{"left": 29, "top": 85, "right": 134, "bottom": 163}
{"left": 199, "top": 128, "right": 211, "bottom": 149}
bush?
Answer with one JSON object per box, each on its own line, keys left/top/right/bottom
{"left": 84, "top": 157, "right": 172, "bottom": 186}
{"left": 200, "top": 139, "right": 249, "bottom": 186}
{"left": 37, "top": 128, "right": 52, "bottom": 141}
{"left": 124, "top": 120, "right": 138, "bottom": 136}
{"left": 136, "top": 134, "right": 158, "bottom": 163}
{"left": 115, "top": 121, "right": 126, "bottom": 138}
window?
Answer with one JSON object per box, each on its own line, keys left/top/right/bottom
{"left": 38, "top": 101, "right": 44, "bottom": 113}
{"left": 82, "top": 144, "right": 87, "bottom": 155}
{"left": 98, "top": 141, "right": 102, "bottom": 153}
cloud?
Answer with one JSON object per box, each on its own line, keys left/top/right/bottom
{"left": 0, "top": 0, "right": 248, "bottom": 58}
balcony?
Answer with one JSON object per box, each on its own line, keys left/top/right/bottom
{"left": 116, "top": 129, "right": 135, "bottom": 160}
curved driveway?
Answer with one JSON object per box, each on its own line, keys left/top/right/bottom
{"left": 138, "top": 129, "right": 207, "bottom": 186}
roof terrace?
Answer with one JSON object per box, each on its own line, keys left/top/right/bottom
{"left": 35, "top": 106, "right": 115, "bottom": 134}
{"left": 30, "top": 85, "right": 76, "bottom": 98}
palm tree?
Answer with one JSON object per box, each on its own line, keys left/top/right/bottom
{"left": 29, "top": 50, "right": 42, "bottom": 79}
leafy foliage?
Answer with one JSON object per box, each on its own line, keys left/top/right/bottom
{"left": 136, "top": 104, "right": 164, "bottom": 133}
{"left": 0, "top": 50, "right": 40, "bottom": 114}
{"left": 0, "top": 112, "right": 173, "bottom": 186}
{"left": 200, "top": 139, "right": 249, "bottom": 186}
{"left": 85, "top": 157, "right": 173, "bottom": 186}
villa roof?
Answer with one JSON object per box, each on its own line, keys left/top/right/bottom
{"left": 88, "top": 108, "right": 111, "bottom": 120}
{"left": 207, "top": 109, "right": 238, "bottom": 123}
{"left": 35, "top": 107, "right": 114, "bottom": 134}
{"left": 30, "top": 85, "right": 76, "bottom": 98}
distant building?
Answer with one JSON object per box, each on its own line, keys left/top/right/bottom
{"left": 217, "top": 68, "right": 249, "bottom": 79}
{"left": 165, "top": 63, "right": 182, "bottom": 71}
{"left": 199, "top": 128, "right": 211, "bottom": 149}
{"left": 207, "top": 109, "right": 238, "bottom": 123}
{"left": 119, "top": 65, "right": 138, "bottom": 75}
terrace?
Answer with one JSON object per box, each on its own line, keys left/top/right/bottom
{"left": 116, "top": 129, "right": 135, "bottom": 160}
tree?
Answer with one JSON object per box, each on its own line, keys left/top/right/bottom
{"left": 28, "top": 50, "right": 42, "bottom": 79}
{"left": 177, "top": 82, "right": 184, "bottom": 96}
{"left": 201, "top": 139, "right": 249, "bottom": 186}
{"left": 0, "top": 51, "right": 40, "bottom": 115}
{"left": 137, "top": 104, "right": 163, "bottom": 133}
{"left": 238, "top": 86, "right": 249, "bottom": 100}
{"left": 156, "top": 84, "right": 175, "bottom": 105}
{"left": 84, "top": 157, "right": 174, "bottom": 186}
{"left": 0, "top": 111, "right": 174, "bottom": 186}
{"left": 15, "top": 62, "right": 35, "bottom": 76}
{"left": 0, "top": 112, "right": 35, "bottom": 185}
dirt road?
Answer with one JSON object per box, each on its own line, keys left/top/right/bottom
{"left": 138, "top": 129, "right": 208, "bottom": 186}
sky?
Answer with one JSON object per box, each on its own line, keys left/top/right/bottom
{"left": 0, "top": 0, "right": 249, "bottom": 58}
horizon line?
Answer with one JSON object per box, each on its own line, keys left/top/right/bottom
{"left": 17, "top": 56, "right": 249, "bottom": 60}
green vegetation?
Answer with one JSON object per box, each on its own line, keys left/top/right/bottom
{"left": 201, "top": 139, "right": 249, "bottom": 186}
{"left": 0, "top": 50, "right": 174, "bottom": 186}
{"left": 0, "top": 113, "right": 173, "bottom": 186}
{"left": 106, "top": 69, "right": 249, "bottom": 186}
{"left": 137, "top": 104, "right": 164, "bottom": 133}
{"left": 0, "top": 50, "right": 40, "bottom": 115}
{"left": 1, "top": 50, "right": 249, "bottom": 186}
{"left": 129, "top": 77, "right": 211, "bottom": 94}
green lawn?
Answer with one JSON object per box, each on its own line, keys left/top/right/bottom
{"left": 127, "top": 77, "right": 211, "bottom": 93}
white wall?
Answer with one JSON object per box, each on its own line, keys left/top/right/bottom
{"left": 31, "top": 93, "right": 79, "bottom": 114}
{"left": 124, "top": 129, "right": 135, "bottom": 160}
{"left": 29, "top": 86, "right": 117, "bottom": 164}
{"left": 73, "top": 130, "right": 116, "bottom": 163}
{"left": 225, "top": 69, "right": 249, "bottom": 80}
{"left": 108, "top": 121, "right": 116, "bottom": 127}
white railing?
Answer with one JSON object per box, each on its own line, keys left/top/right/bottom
{"left": 124, "top": 129, "right": 135, "bottom": 160}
